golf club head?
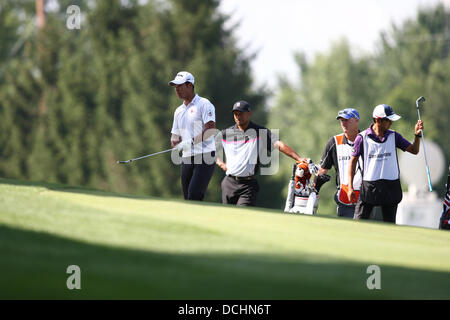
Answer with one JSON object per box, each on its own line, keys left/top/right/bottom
{"left": 315, "top": 173, "right": 331, "bottom": 193}
{"left": 416, "top": 96, "right": 425, "bottom": 108}
{"left": 117, "top": 160, "right": 132, "bottom": 164}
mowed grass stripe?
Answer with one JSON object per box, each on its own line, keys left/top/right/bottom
{"left": 0, "top": 178, "right": 449, "bottom": 299}
{"left": 2, "top": 182, "right": 448, "bottom": 271}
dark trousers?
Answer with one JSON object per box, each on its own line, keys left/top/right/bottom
{"left": 354, "top": 199, "right": 398, "bottom": 223}
{"left": 337, "top": 204, "right": 356, "bottom": 218}
{"left": 335, "top": 193, "right": 356, "bottom": 218}
{"left": 221, "top": 176, "right": 259, "bottom": 206}
{"left": 181, "top": 152, "right": 215, "bottom": 201}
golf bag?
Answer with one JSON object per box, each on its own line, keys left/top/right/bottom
{"left": 284, "top": 159, "right": 330, "bottom": 215}
{"left": 439, "top": 166, "right": 450, "bottom": 230}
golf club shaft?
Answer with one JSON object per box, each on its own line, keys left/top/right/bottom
{"left": 119, "top": 148, "right": 175, "bottom": 163}
{"left": 416, "top": 98, "right": 433, "bottom": 192}
{"left": 419, "top": 126, "right": 433, "bottom": 192}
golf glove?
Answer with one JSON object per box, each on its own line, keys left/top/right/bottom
{"left": 175, "top": 139, "right": 193, "bottom": 152}
{"left": 307, "top": 159, "right": 319, "bottom": 175}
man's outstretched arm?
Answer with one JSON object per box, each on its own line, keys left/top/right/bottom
{"left": 274, "top": 140, "right": 307, "bottom": 163}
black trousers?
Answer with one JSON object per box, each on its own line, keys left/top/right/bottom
{"left": 181, "top": 152, "right": 215, "bottom": 201}
{"left": 354, "top": 199, "right": 398, "bottom": 223}
{"left": 334, "top": 193, "right": 357, "bottom": 218}
{"left": 221, "top": 175, "right": 259, "bottom": 206}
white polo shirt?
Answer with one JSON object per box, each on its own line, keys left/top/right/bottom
{"left": 219, "top": 122, "right": 275, "bottom": 177}
{"left": 171, "top": 94, "right": 216, "bottom": 157}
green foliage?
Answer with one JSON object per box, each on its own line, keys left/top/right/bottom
{"left": 375, "top": 4, "right": 449, "bottom": 194}
{"left": 0, "top": 0, "right": 267, "bottom": 202}
{"left": 267, "top": 40, "right": 378, "bottom": 212}
{"left": 269, "top": 4, "right": 449, "bottom": 214}
{"left": 0, "top": 2, "right": 447, "bottom": 212}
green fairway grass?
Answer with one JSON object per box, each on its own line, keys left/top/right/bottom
{"left": 0, "top": 177, "right": 449, "bottom": 299}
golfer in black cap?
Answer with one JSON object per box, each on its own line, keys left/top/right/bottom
{"left": 216, "top": 100, "right": 306, "bottom": 206}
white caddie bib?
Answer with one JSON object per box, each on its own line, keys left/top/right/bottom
{"left": 335, "top": 134, "right": 362, "bottom": 188}
{"left": 334, "top": 134, "right": 362, "bottom": 204}
{"left": 361, "top": 131, "right": 399, "bottom": 181}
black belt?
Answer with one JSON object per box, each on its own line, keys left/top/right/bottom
{"left": 227, "top": 175, "right": 256, "bottom": 181}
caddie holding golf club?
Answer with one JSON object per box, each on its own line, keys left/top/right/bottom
{"left": 169, "top": 71, "right": 216, "bottom": 201}
{"left": 347, "top": 104, "right": 424, "bottom": 223}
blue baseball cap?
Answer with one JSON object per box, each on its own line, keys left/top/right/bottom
{"left": 336, "top": 108, "right": 360, "bottom": 120}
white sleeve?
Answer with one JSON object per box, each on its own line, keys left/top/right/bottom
{"left": 171, "top": 112, "right": 179, "bottom": 135}
{"left": 202, "top": 101, "right": 216, "bottom": 124}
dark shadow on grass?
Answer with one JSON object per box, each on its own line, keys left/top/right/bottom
{"left": 0, "top": 225, "right": 449, "bottom": 300}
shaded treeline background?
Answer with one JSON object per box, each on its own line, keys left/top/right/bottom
{"left": 0, "top": 0, "right": 448, "bottom": 214}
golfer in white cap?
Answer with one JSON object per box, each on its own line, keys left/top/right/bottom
{"left": 169, "top": 71, "right": 216, "bottom": 201}
{"left": 347, "top": 104, "right": 424, "bottom": 222}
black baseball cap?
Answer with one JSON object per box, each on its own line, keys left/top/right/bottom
{"left": 232, "top": 100, "right": 251, "bottom": 112}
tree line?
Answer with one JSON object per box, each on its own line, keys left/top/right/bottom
{"left": 0, "top": 1, "right": 448, "bottom": 213}
{"left": 266, "top": 4, "right": 449, "bottom": 211}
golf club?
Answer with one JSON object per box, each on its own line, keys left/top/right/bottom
{"left": 415, "top": 96, "right": 432, "bottom": 192}
{"left": 117, "top": 148, "right": 175, "bottom": 164}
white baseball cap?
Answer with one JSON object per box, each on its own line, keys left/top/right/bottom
{"left": 168, "top": 71, "right": 195, "bottom": 86}
{"left": 373, "top": 104, "right": 401, "bottom": 121}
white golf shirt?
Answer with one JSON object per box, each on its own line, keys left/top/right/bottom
{"left": 220, "top": 122, "right": 275, "bottom": 177}
{"left": 171, "top": 94, "right": 216, "bottom": 157}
